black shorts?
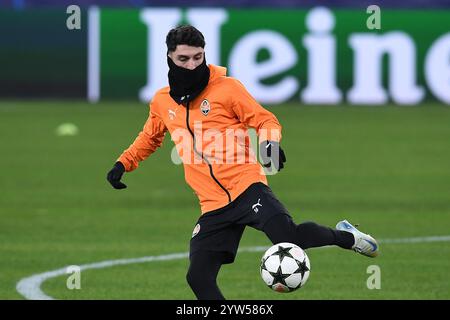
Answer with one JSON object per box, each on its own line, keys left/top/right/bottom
{"left": 189, "top": 182, "right": 290, "bottom": 264}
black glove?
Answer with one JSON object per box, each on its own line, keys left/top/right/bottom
{"left": 259, "top": 140, "right": 286, "bottom": 172}
{"left": 106, "top": 161, "right": 127, "bottom": 189}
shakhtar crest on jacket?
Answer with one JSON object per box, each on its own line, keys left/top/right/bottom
{"left": 200, "top": 99, "right": 210, "bottom": 116}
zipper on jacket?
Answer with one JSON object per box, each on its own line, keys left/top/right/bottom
{"left": 185, "top": 101, "right": 232, "bottom": 203}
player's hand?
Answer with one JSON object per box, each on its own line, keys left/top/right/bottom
{"left": 259, "top": 140, "right": 286, "bottom": 172}
{"left": 106, "top": 161, "right": 127, "bottom": 189}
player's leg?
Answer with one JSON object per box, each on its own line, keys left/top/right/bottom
{"left": 188, "top": 209, "right": 246, "bottom": 300}
{"left": 262, "top": 213, "right": 355, "bottom": 250}
{"left": 186, "top": 250, "right": 228, "bottom": 300}
{"left": 239, "top": 183, "right": 355, "bottom": 250}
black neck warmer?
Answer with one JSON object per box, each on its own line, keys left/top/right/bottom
{"left": 167, "top": 56, "right": 210, "bottom": 104}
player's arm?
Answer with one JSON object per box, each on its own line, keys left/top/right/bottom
{"left": 229, "top": 79, "right": 286, "bottom": 171}
{"left": 106, "top": 100, "right": 168, "bottom": 189}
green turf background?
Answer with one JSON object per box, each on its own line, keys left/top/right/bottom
{"left": 1, "top": 101, "right": 449, "bottom": 299}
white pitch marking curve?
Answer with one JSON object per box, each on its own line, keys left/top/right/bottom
{"left": 16, "top": 235, "right": 450, "bottom": 300}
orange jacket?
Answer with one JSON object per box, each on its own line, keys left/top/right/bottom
{"left": 118, "top": 64, "right": 282, "bottom": 213}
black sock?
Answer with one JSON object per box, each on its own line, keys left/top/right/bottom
{"left": 333, "top": 229, "right": 355, "bottom": 249}
{"left": 263, "top": 214, "right": 354, "bottom": 250}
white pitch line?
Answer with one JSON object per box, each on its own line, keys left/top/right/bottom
{"left": 16, "top": 235, "right": 450, "bottom": 300}
{"left": 16, "top": 252, "right": 188, "bottom": 300}
{"left": 379, "top": 235, "right": 450, "bottom": 244}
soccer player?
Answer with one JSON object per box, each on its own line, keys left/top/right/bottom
{"left": 107, "top": 25, "right": 378, "bottom": 300}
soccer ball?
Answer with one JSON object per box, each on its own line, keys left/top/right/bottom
{"left": 260, "top": 242, "right": 311, "bottom": 293}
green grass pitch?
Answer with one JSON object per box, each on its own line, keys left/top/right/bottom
{"left": 1, "top": 100, "right": 449, "bottom": 299}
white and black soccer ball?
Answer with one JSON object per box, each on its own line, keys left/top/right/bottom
{"left": 260, "top": 242, "right": 311, "bottom": 293}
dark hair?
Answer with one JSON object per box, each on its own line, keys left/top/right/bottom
{"left": 166, "top": 25, "right": 205, "bottom": 53}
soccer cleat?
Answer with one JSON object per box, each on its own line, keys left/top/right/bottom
{"left": 336, "top": 220, "right": 379, "bottom": 257}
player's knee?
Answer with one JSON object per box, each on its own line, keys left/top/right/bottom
{"left": 186, "top": 268, "right": 201, "bottom": 290}
{"left": 263, "top": 214, "right": 298, "bottom": 244}
{"left": 186, "top": 265, "right": 214, "bottom": 291}
{"left": 296, "top": 221, "right": 322, "bottom": 248}
{"left": 296, "top": 221, "right": 322, "bottom": 235}
{"left": 186, "top": 263, "right": 225, "bottom": 300}
{"left": 187, "top": 266, "right": 221, "bottom": 300}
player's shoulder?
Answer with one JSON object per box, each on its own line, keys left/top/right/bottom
{"left": 212, "top": 74, "right": 243, "bottom": 90}
{"left": 208, "top": 64, "right": 240, "bottom": 88}
{"left": 149, "top": 86, "right": 171, "bottom": 110}
{"left": 153, "top": 86, "right": 171, "bottom": 101}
